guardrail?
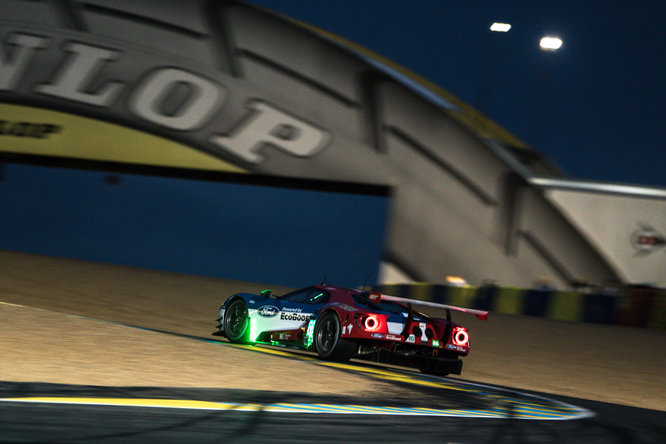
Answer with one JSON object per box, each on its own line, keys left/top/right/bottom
{"left": 373, "top": 283, "right": 665, "bottom": 329}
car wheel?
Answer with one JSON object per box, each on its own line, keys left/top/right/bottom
{"left": 224, "top": 299, "right": 250, "bottom": 343}
{"left": 314, "top": 312, "right": 356, "bottom": 361}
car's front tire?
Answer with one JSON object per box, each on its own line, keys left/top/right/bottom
{"left": 223, "top": 299, "right": 250, "bottom": 344}
{"left": 314, "top": 312, "right": 356, "bottom": 362}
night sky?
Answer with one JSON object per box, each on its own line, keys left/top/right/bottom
{"left": 247, "top": 0, "right": 664, "bottom": 188}
{"left": 0, "top": 164, "right": 388, "bottom": 287}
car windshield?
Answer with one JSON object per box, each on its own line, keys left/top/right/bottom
{"left": 279, "top": 287, "right": 330, "bottom": 304}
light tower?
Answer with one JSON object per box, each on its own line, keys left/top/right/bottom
{"left": 476, "top": 22, "right": 512, "bottom": 115}
{"left": 528, "top": 35, "right": 564, "bottom": 148}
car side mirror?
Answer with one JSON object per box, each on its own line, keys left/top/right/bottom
{"left": 260, "top": 289, "right": 272, "bottom": 298}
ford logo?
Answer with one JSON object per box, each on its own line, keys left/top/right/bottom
{"left": 257, "top": 305, "right": 279, "bottom": 317}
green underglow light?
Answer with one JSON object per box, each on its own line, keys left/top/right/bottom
{"left": 304, "top": 319, "right": 316, "bottom": 349}
{"left": 250, "top": 317, "right": 258, "bottom": 342}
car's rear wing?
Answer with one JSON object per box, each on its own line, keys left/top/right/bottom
{"left": 377, "top": 293, "right": 489, "bottom": 321}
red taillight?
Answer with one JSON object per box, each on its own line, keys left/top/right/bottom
{"left": 452, "top": 327, "right": 469, "bottom": 346}
{"left": 363, "top": 315, "right": 380, "bottom": 331}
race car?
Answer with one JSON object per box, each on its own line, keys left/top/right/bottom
{"left": 214, "top": 283, "right": 488, "bottom": 376}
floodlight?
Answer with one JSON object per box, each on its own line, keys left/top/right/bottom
{"left": 540, "top": 36, "right": 563, "bottom": 51}
{"left": 490, "top": 22, "right": 511, "bottom": 32}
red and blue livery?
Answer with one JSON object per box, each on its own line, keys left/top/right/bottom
{"left": 215, "top": 284, "right": 488, "bottom": 376}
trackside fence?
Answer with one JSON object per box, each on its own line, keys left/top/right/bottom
{"left": 372, "top": 283, "right": 666, "bottom": 329}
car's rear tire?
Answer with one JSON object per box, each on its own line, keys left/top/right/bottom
{"left": 224, "top": 299, "right": 250, "bottom": 344}
{"left": 314, "top": 312, "right": 356, "bottom": 362}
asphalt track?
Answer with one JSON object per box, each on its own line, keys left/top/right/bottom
{"left": 1, "top": 329, "right": 665, "bottom": 443}
{"left": 1, "top": 380, "right": 665, "bottom": 443}
{"left": 1, "top": 252, "right": 664, "bottom": 443}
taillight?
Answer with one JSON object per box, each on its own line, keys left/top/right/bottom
{"left": 363, "top": 314, "right": 380, "bottom": 331}
{"left": 452, "top": 327, "right": 469, "bottom": 346}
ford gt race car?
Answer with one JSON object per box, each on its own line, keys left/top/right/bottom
{"left": 214, "top": 284, "right": 488, "bottom": 376}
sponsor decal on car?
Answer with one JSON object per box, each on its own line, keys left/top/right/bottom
{"left": 368, "top": 291, "right": 381, "bottom": 302}
{"left": 370, "top": 333, "right": 384, "bottom": 339}
{"left": 432, "top": 340, "right": 440, "bottom": 348}
{"left": 281, "top": 307, "right": 303, "bottom": 313}
{"left": 406, "top": 334, "right": 416, "bottom": 344}
{"left": 280, "top": 312, "right": 311, "bottom": 322}
{"left": 257, "top": 305, "right": 279, "bottom": 317}
{"left": 385, "top": 334, "right": 402, "bottom": 342}
{"left": 446, "top": 344, "right": 467, "bottom": 352}
{"left": 304, "top": 319, "right": 316, "bottom": 348}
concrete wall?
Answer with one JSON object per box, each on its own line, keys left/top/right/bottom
{"left": 545, "top": 188, "right": 666, "bottom": 287}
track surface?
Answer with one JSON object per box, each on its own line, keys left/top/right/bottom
{"left": 1, "top": 251, "right": 665, "bottom": 442}
{"left": 1, "top": 382, "right": 664, "bottom": 443}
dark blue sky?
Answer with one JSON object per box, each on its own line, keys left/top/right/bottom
{"left": 247, "top": 0, "right": 664, "bottom": 187}
{"left": 0, "top": 164, "right": 388, "bottom": 287}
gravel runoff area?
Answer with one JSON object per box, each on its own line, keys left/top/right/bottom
{"left": 1, "top": 250, "right": 664, "bottom": 411}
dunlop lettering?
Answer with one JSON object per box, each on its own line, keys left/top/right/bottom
{"left": 0, "top": 32, "right": 329, "bottom": 164}
{"left": 35, "top": 42, "right": 124, "bottom": 107}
